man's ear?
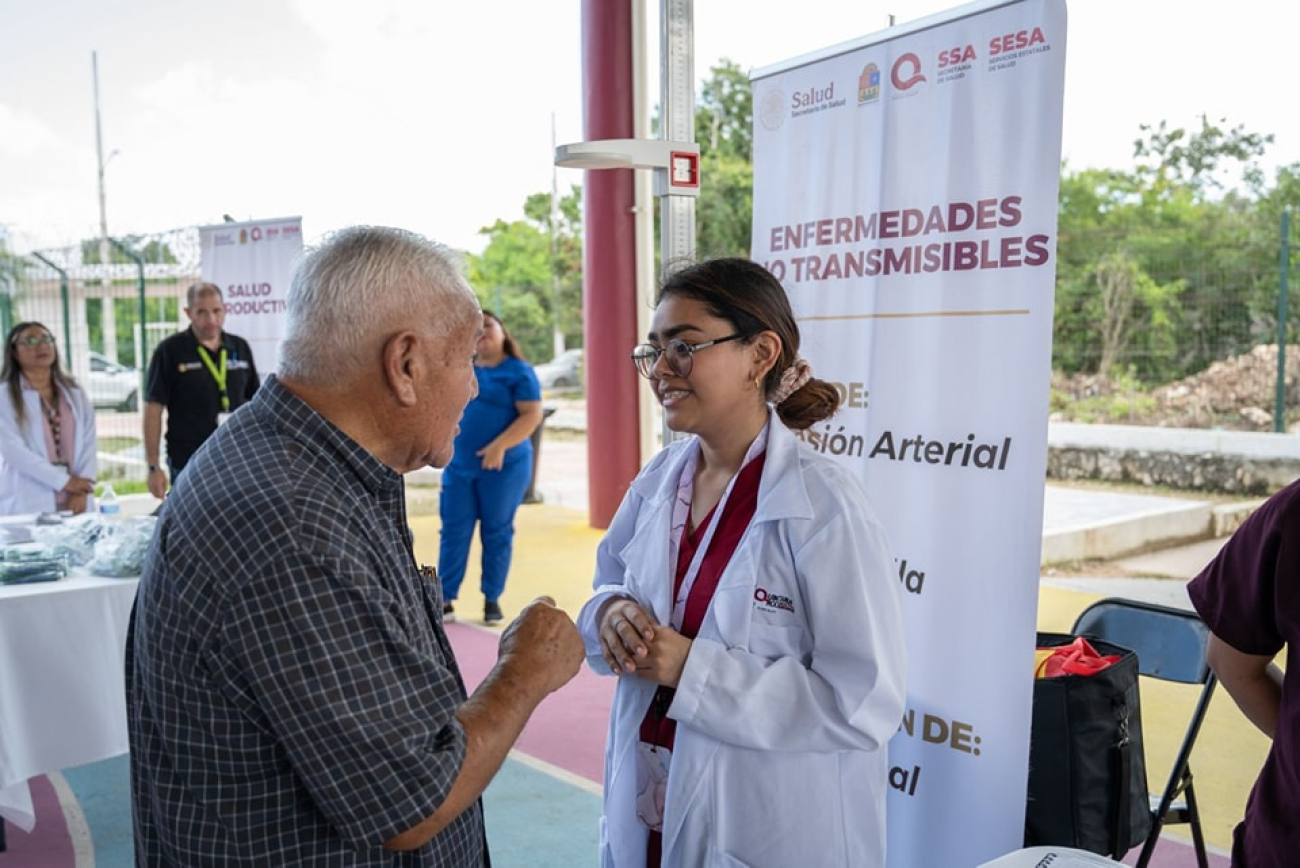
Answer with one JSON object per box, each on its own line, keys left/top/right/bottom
{"left": 383, "top": 331, "right": 421, "bottom": 406}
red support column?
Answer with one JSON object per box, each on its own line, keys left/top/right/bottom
{"left": 581, "top": 0, "right": 640, "bottom": 529}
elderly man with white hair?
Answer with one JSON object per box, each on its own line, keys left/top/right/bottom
{"left": 126, "top": 225, "right": 584, "bottom": 867}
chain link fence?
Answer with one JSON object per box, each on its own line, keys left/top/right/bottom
{"left": 1051, "top": 222, "right": 1298, "bottom": 433}
{"left": 3, "top": 227, "right": 201, "bottom": 489}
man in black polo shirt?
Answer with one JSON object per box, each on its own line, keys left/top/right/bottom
{"left": 143, "top": 282, "right": 260, "bottom": 499}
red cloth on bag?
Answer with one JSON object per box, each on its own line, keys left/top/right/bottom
{"left": 1036, "top": 636, "right": 1121, "bottom": 678}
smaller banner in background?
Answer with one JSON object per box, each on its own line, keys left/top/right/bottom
{"left": 199, "top": 216, "right": 302, "bottom": 376}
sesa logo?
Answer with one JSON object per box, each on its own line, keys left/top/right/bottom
{"left": 988, "top": 26, "right": 1046, "bottom": 56}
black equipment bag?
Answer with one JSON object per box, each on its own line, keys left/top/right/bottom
{"left": 1024, "top": 631, "right": 1153, "bottom": 860}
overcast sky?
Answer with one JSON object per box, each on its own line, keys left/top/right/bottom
{"left": 2, "top": 0, "right": 1296, "bottom": 256}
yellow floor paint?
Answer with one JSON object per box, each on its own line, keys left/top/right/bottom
{"left": 1038, "top": 584, "right": 1271, "bottom": 855}
{"left": 408, "top": 502, "right": 603, "bottom": 625}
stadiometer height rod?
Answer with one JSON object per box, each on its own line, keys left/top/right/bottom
{"left": 660, "top": 0, "right": 695, "bottom": 271}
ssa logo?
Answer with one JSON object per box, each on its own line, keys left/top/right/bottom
{"left": 890, "top": 52, "right": 926, "bottom": 97}
{"left": 937, "top": 42, "right": 976, "bottom": 84}
{"left": 858, "top": 62, "right": 881, "bottom": 105}
{"left": 939, "top": 44, "right": 977, "bottom": 68}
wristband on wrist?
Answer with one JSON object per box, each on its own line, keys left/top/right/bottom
{"left": 148, "top": 464, "right": 161, "bottom": 473}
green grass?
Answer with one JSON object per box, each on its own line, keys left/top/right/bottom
{"left": 1049, "top": 384, "right": 1159, "bottom": 424}
{"left": 541, "top": 427, "right": 586, "bottom": 443}
{"left": 99, "top": 436, "right": 139, "bottom": 453}
{"left": 96, "top": 479, "right": 149, "bottom": 496}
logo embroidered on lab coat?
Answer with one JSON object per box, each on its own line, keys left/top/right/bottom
{"left": 753, "top": 587, "right": 795, "bottom": 615}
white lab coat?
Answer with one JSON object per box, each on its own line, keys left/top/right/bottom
{"left": 0, "top": 383, "right": 98, "bottom": 515}
{"left": 577, "top": 414, "right": 908, "bottom": 868}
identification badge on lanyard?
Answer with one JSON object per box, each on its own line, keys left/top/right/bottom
{"left": 196, "top": 344, "right": 230, "bottom": 423}
{"left": 635, "top": 742, "right": 670, "bottom": 831}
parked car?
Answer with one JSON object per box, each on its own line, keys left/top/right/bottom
{"left": 86, "top": 351, "right": 140, "bottom": 411}
{"left": 533, "top": 348, "right": 583, "bottom": 390}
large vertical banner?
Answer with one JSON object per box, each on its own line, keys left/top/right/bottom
{"left": 751, "top": 1, "right": 1066, "bottom": 865}
{"left": 199, "top": 216, "right": 303, "bottom": 376}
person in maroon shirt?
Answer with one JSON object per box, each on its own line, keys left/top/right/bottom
{"left": 1188, "top": 478, "right": 1300, "bottom": 868}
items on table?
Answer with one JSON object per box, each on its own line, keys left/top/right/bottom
{"left": 0, "top": 512, "right": 157, "bottom": 582}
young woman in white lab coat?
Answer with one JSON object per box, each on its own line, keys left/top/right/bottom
{"left": 577, "top": 258, "right": 908, "bottom": 868}
{"left": 0, "top": 322, "right": 98, "bottom": 515}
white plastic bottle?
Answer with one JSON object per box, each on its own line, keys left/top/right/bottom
{"left": 98, "top": 483, "right": 121, "bottom": 519}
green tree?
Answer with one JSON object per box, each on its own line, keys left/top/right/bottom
{"left": 693, "top": 59, "right": 753, "bottom": 258}
{"left": 523, "top": 188, "right": 584, "bottom": 344}
{"left": 80, "top": 235, "right": 178, "bottom": 265}
{"left": 1054, "top": 117, "right": 1281, "bottom": 381}
{"left": 110, "top": 296, "right": 178, "bottom": 367}
{"left": 1243, "top": 161, "right": 1300, "bottom": 346}
{"left": 0, "top": 233, "right": 23, "bottom": 335}
{"left": 467, "top": 186, "right": 583, "bottom": 362}
{"left": 696, "top": 58, "right": 752, "bottom": 163}
{"left": 1132, "top": 116, "right": 1271, "bottom": 201}
{"left": 1091, "top": 251, "right": 1181, "bottom": 377}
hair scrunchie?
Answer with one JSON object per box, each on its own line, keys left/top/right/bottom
{"left": 768, "top": 357, "right": 812, "bottom": 405}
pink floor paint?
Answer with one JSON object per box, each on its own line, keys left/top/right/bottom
{"left": 1, "top": 774, "right": 76, "bottom": 864}
{"left": 446, "top": 621, "right": 614, "bottom": 785}
{"left": 445, "top": 622, "right": 1235, "bottom": 868}
{"left": 1119, "top": 839, "right": 1231, "bottom": 868}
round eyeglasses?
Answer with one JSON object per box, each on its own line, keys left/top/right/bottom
{"left": 14, "top": 334, "right": 56, "bottom": 347}
{"left": 630, "top": 333, "right": 744, "bottom": 379}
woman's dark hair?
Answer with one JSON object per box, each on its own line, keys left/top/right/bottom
{"left": 483, "top": 310, "right": 525, "bottom": 361}
{"left": 2, "top": 322, "right": 79, "bottom": 425}
{"left": 656, "top": 258, "right": 840, "bottom": 429}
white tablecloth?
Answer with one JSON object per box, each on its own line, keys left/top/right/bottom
{"left": 0, "top": 574, "right": 139, "bottom": 830}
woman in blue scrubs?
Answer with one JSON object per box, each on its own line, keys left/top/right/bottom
{"left": 438, "top": 311, "right": 543, "bottom": 623}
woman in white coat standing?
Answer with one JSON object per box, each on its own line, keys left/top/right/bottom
{"left": 577, "top": 258, "right": 908, "bottom": 868}
{"left": 0, "top": 322, "right": 97, "bottom": 515}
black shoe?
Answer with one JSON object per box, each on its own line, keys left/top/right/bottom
{"left": 442, "top": 603, "right": 455, "bottom": 623}
{"left": 484, "top": 601, "right": 504, "bottom": 624}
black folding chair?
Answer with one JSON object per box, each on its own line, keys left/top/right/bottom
{"left": 1072, "top": 597, "right": 1218, "bottom": 868}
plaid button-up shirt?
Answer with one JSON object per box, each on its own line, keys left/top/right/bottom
{"left": 127, "top": 375, "right": 486, "bottom": 866}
